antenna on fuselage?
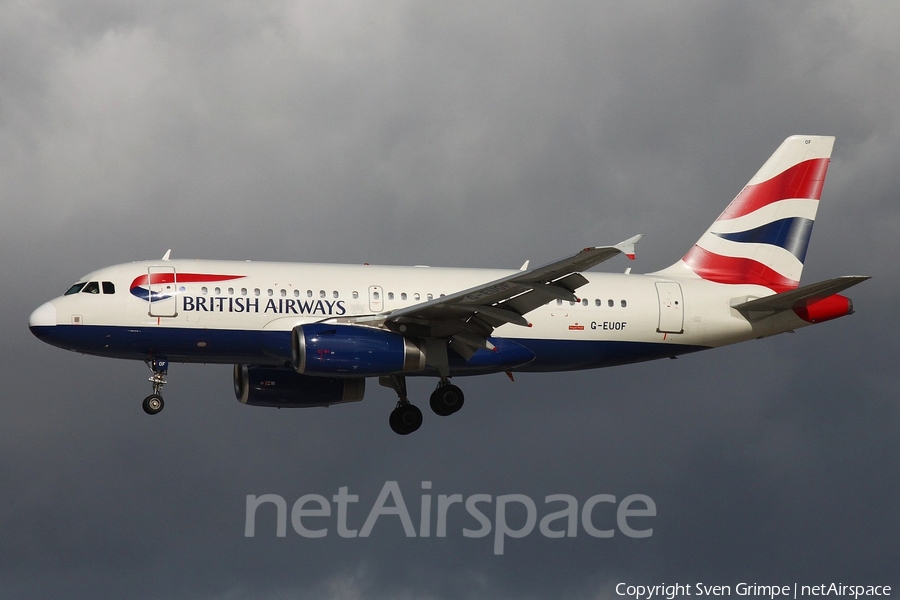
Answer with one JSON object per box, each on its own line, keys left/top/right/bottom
{"left": 161, "top": 249, "right": 172, "bottom": 261}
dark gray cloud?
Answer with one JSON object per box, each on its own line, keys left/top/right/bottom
{"left": 2, "top": 1, "right": 898, "bottom": 598}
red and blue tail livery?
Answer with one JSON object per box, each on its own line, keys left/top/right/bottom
{"left": 29, "top": 136, "right": 868, "bottom": 435}
{"left": 668, "top": 135, "right": 832, "bottom": 292}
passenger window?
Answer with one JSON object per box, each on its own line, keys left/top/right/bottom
{"left": 582, "top": 298, "right": 588, "bottom": 306}
{"left": 595, "top": 299, "right": 601, "bottom": 307}
{"left": 608, "top": 299, "right": 614, "bottom": 307}
{"left": 254, "top": 288, "right": 260, "bottom": 297}
{"left": 427, "top": 293, "right": 433, "bottom": 301}
{"left": 241, "top": 288, "right": 247, "bottom": 296}
{"left": 201, "top": 286, "right": 208, "bottom": 295}
{"left": 214, "top": 287, "right": 221, "bottom": 295}
{"left": 102, "top": 282, "right": 115, "bottom": 294}
{"left": 65, "top": 283, "right": 86, "bottom": 295}
{"left": 556, "top": 299, "right": 562, "bottom": 305}
{"left": 388, "top": 292, "right": 395, "bottom": 300}
{"left": 82, "top": 281, "right": 100, "bottom": 294}
{"left": 280, "top": 289, "right": 286, "bottom": 297}
{"left": 267, "top": 289, "right": 274, "bottom": 297}
{"left": 228, "top": 287, "right": 235, "bottom": 296}
{"left": 401, "top": 292, "right": 407, "bottom": 301}
{"left": 352, "top": 291, "right": 359, "bottom": 299}
{"left": 307, "top": 290, "right": 313, "bottom": 297}
{"left": 319, "top": 290, "right": 326, "bottom": 298}
{"left": 333, "top": 291, "right": 339, "bottom": 298}
{"left": 373, "top": 291, "right": 380, "bottom": 300}
{"left": 293, "top": 289, "right": 300, "bottom": 298}
{"left": 414, "top": 293, "right": 420, "bottom": 301}
{"left": 621, "top": 299, "right": 627, "bottom": 308}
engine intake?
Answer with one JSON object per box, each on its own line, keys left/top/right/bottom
{"left": 292, "top": 324, "right": 425, "bottom": 376}
{"left": 234, "top": 365, "right": 365, "bottom": 408}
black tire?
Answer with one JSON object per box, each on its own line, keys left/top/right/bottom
{"left": 142, "top": 394, "right": 164, "bottom": 415}
{"left": 430, "top": 385, "right": 464, "bottom": 416}
{"left": 389, "top": 404, "right": 423, "bottom": 435}
{"left": 389, "top": 407, "right": 401, "bottom": 433}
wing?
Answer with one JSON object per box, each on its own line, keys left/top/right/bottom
{"left": 346, "top": 235, "right": 640, "bottom": 358}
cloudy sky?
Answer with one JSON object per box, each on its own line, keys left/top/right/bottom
{"left": 2, "top": 1, "right": 898, "bottom": 598}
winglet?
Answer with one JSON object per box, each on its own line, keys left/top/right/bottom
{"left": 614, "top": 235, "right": 642, "bottom": 260}
{"left": 161, "top": 249, "right": 172, "bottom": 261}
{"left": 519, "top": 260, "right": 530, "bottom": 271}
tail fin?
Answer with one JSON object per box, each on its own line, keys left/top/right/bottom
{"left": 656, "top": 135, "right": 834, "bottom": 292}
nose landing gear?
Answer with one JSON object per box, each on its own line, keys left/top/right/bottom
{"left": 142, "top": 359, "right": 168, "bottom": 415}
{"left": 142, "top": 393, "right": 164, "bottom": 415}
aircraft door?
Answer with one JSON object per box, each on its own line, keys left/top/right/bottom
{"left": 368, "top": 285, "right": 384, "bottom": 313}
{"left": 148, "top": 266, "right": 178, "bottom": 318}
{"left": 655, "top": 281, "right": 683, "bottom": 334}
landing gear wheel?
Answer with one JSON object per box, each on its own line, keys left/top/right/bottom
{"left": 142, "top": 394, "right": 165, "bottom": 415}
{"left": 389, "top": 403, "right": 423, "bottom": 435}
{"left": 144, "top": 359, "right": 169, "bottom": 415}
{"left": 430, "top": 384, "right": 464, "bottom": 416}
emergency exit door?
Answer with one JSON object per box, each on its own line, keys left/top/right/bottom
{"left": 368, "top": 285, "right": 384, "bottom": 312}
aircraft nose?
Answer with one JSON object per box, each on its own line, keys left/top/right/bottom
{"left": 29, "top": 302, "right": 58, "bottom": 329}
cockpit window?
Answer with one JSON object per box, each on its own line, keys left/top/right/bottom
{"left": 82, "top": 281, "right": 100, "bottom": 294}
{"left": 102, "top": 281, "right": 115, "bottom": 294}
{"left": 65, "top": 283, "right": 86, "bottom": 295}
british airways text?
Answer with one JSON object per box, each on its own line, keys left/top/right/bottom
{"left": 182, "top": 296, "right": 347, "bottom": 316}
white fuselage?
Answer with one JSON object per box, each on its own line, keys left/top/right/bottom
{"left": 29, "top": 258, "right": 811, "bottom": 373}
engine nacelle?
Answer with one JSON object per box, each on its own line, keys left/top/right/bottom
{"left": 234, "top": 365, "right": 365, "bottom": 408}
{"left": 292, "top": 323, "right": 425, "bottom": 376}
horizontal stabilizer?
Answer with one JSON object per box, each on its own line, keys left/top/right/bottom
{"left": 731, "top": 275, "right": 870, "bottom": 313}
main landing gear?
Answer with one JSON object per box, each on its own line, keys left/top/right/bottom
{"left": 142, "top": 359, "right": 168, "bottom": 415}
{"left": 429, "top": 381, "right": 465, "bottom": 417}
{"left": 380, "top": 375, "right": 466, "bottom": 435}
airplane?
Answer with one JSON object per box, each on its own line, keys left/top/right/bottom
{"left": 29, "top": 135, "right": 869, "bottom": 435}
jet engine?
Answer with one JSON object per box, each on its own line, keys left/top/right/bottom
{"left": 292, "top": 323, "right": 426, "bottom": 376}
{"left": 233, "top": 364, "right": 365, "bottom": 408}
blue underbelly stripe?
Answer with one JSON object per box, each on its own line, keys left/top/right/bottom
{"left": 29, "top": 325, "right": 708, "bottom": 373}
